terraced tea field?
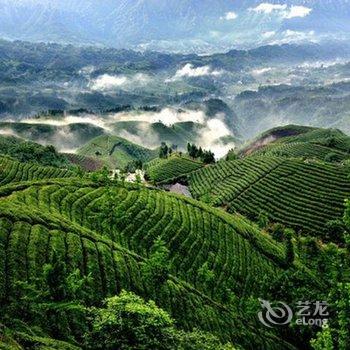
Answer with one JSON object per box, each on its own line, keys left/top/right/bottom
{"left": 145, "top": 155, "right": 203, "bottom": 183}
{"left": 64, "top": 153, "right": 104, "bottom": 171}
{"left": 1, "top": 126, "right": 346, "bottom": 349}
{"left": 0, "top": 178, "right": 299, "bottom": 349}
{"left": 189, "top": 157, "right": 350, "bottom": 236}
{"left": 0, "top": 157, "right": 75, "bottom": 186}
{"left": 253, "top": 142, "right": 349, "bottom": 162}
{"left": 248, "top": 128, "right": 350, "bottom": 162}
{"left": 77, "top": 135, "right": 158, "bottom": 169}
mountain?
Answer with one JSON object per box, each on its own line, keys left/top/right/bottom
{"left": 234, "top": 82, "right": 350, "bottom": 138}
{"left": 77, "top": 135, "right": 158, "bottom": 169}
{"left": 0, "top": 1, "right": 349, "bottom": 52}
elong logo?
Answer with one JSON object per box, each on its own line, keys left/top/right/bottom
{"left": 258, "top": 299, "right": 329, "bottom": 328}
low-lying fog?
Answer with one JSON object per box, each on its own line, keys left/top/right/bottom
{"left": 2, "top": 107, "right": 237, "bottom": 159}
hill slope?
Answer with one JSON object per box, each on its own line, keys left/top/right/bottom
{"left": 145, "top": 154, "right": 204, "bottom": 183}
{"left": 189, "top": 157, "right": 350, "bottom": 239}
{"left": 0, "top": 177, "right": 303, "bottom": 349}
{"left": 77, "top": 135, "right": 158, "bottom": 169}
{"left": 246, "top": 127, "right": 350, "bottom": 162}
{"left": 0, "top": 156, "right": 75, "bottom": 186}
{"left": 0, "top": 121, "right": 106, "bottom": 151}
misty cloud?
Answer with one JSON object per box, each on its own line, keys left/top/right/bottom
{"left": 22, "top": 115, "right": 110, "bottom": 131}
{"left": 117, "top": 126, "right": 161, "bottom": 149}
{"left": 251, "top": 67, "right": 273, "bottom": 76}
{"left": 221, "top": 11, "right": 238, "bottom": 21}
{"left": 16, "top": 108, "right": 236, "bottom": 158}
{"left": 0, "top": 128, "right": 22, "bottom": 138}
{"left": 272, "top": 30, "right": 316, "bottom": 45}
{"left": 89, "top": 73, "right": 150, "bottom": 91}
{"left": 196, "top": 117, "right": 236, "bottom": 159}
{"left": 108, "top": 108, "right": 206, "bottom": 126}
{"left": 169, "top": 64, "right": 223, "bottom": 81}
{"left": 250, "top": 3, "right": 312, "bottom": 19}
{"left": 20, "top": 108, "right": 207, "bottom": 132}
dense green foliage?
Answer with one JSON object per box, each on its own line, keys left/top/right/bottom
{"left": 0, "top": 135, "right": 69, "bottom": 167}
{"left": 86, "top": 290, "right": 235, "bottom": 350}
{"left": 189, "top": 157, "right": 350, "bottom": 240}
{"left": 187, "top": 143, "right": 215, "bottom": 164}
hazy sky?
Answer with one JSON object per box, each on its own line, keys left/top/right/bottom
{"left": 0, "top": 1, "right": 349, "bottom": 53}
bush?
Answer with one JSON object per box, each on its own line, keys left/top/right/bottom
{"left": 85, "top": 291, "right": 234, "bottom": 350}
{"left": 325, "top": 220, "right": 346, "bottom": 244}
{"left": 324, "top": 153, "right": 339, "bottom": 163}
{"left": 85, "top": 291, "right": 176, "bottom": 350}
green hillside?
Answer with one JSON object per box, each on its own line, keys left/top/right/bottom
{"left": 1, "top": 127, "right": 349, "bottom": 349}
{"left": 246, "top": 127, "right": 350, "bottom": 162}
{"left": 0, "top": 174, "right": 305, "bottom": 349}
{"left": 77, "top": 135, "right": 158, "bottom": 169}
{"left": 189, "top": 157, "right": 350, "bottom": 240}
{"left": 0, "top": 156, "right": 75, "bottom": 186}
{"left": 0, "top": 122, "right": 106, "bottom": 150}
{"left": 64, "top": 153, "right": 104, "bottom": 172}
{"left": 240, "top": 125, "right": 316, "bottom": 156}
{"left": 111, "top": 121, "right": 203, "bottom": 149}
{"left": 0, "top": 134, "right": 69, "bottom": 167}
{"left": 145, "top": 154, "right": 204, "bottom": 183}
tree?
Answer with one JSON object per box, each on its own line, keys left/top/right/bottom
{"left": 311, "top": 325, "right": 334, "bottom": 350}
{"left": 344, "top": 199, "right": 350, "bottom": 231}
{"left": 201, "top": 150, "right": 215, "bottom": 164}
{"left": 159, "top": 142, "right": 169, "bottom": 159}
{"left": 324, "top": 153, "right": 338, "bottom": 163}
{"left": 257, "top": 211, "right": 269, "bottom": 229}
{"left": 43, "top": 250, "right": 67, "bottom": 302}
{"left": 226, "top": 149, "right": 238, "bottom": 161}
{"left": 187, "top": 143, "right": 199, "bottom": 158}
{"left": 66, "top": 269, "right": 93, "bottom": 302}
{"left": 124, "top": 160, "right": 142, "bottom": 173}
{"left": 197, "top": 262, "right": 215, "bottom": 289}
{"left": 284, "top": 228, "right": 295, "bottom": 266}
{"left": 85, "top": 291, "right": 234, "bottom": 350}
{"left": 176, "top": 329, "right": 235, "bottom": 350}
{"left": 325, "top": 137, "right": 337, "bottom": 148}
{"left": 268, "top": 223, "right": 285, "bottom": 242}
{"left": 325, "top": 219, "right": 346, "bottom": 243}
{"left": 85, "top": 290, "right": 176, "bottom": 350}
{"left": 142, "top": 237, "right": 170, "bottom": 287}
{"left": 197, "top": 147, "right": 203, "bottom": 158}
{"left": 90, "top": 166, "right": 111, "bottom": 185}
{"left": 335, "top": 283, "right": 350, "bottom": 349}
{"left": 135, "top": 171, "right": 142, "bottom": 188}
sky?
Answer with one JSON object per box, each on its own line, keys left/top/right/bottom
{"left": 0, "top": 1, "right": 349, "bottom": 53}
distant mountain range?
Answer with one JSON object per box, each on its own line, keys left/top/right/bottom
{"left": 0, "top": 0, "right": 349, "bottom": 52}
